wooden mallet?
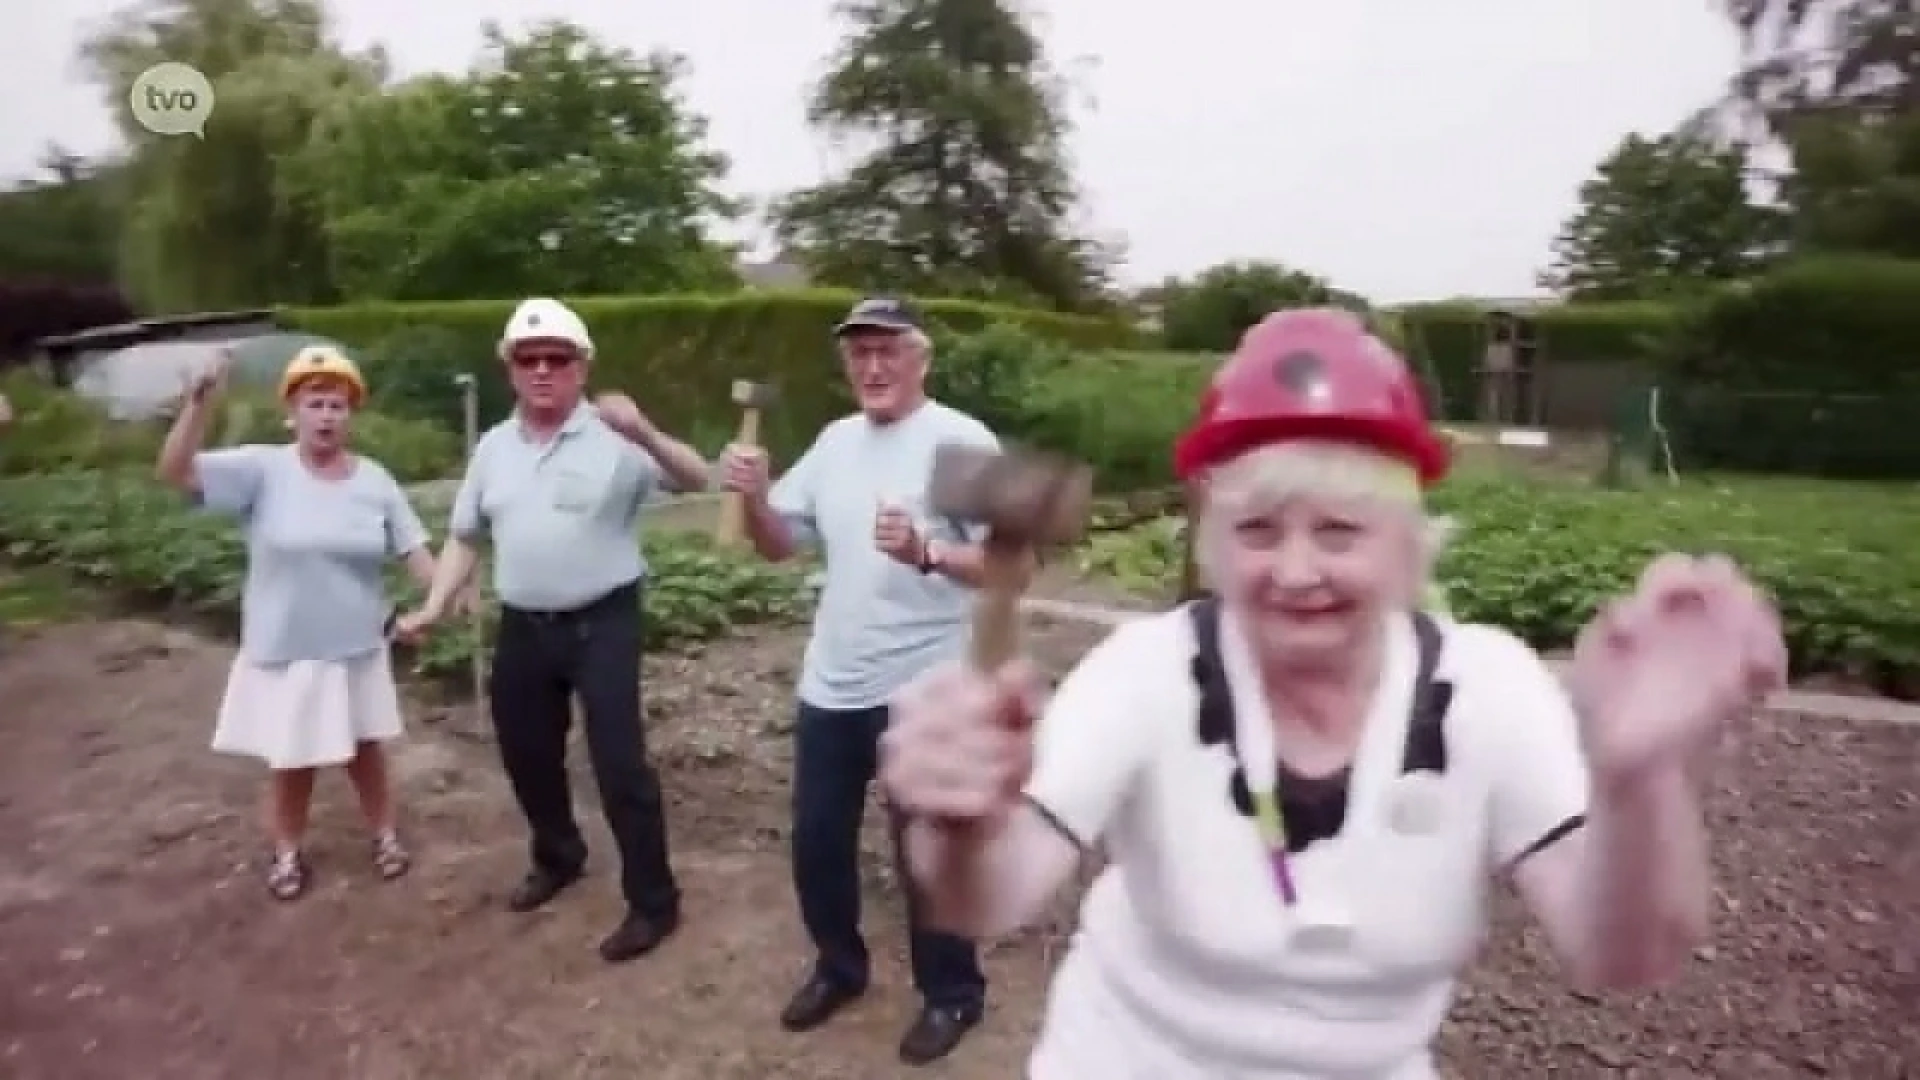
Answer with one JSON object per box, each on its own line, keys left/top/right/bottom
{"left": 927, "top": 443, "right": 1093, "bottom": 671}
{"left": 715, "top": 379, "right": 776, "bottom": 547}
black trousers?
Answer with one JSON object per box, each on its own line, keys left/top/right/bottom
{"left": 489, "top": 581, "right": 679, "bottom": 919}
{"left": 791, "top": 701, "right": 985, "bottom": 1011}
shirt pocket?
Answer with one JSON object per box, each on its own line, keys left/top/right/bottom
{"left": 547, "top": 456, "right": 621, "bottom": 515}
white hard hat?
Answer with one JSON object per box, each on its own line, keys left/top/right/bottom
{"left": 499, "top": 297, "right": 593, "bottom": 357}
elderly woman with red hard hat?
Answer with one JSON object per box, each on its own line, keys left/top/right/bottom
{"left": 878, "top": 308, "right": 1787, "bottom": 1079}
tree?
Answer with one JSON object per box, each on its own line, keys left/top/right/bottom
{"left": 1723, "top": 0, "right": 1916, "bottom": 121}
{"left": 1148, "top": 261, "right": 1363, "bottom": 353}
{"left": 1539, "top": 133, "right": 1785, "bottom": 301}
{"left": 0, "top": 146, "right": 126, "bottom": 284}
{"left": 770, "top": 0, "right": 1116, "bottom": 312}
{"left": 1710, "top": 3, "right": 1919, "bottom": 261}
{"left": 80, "top": 0, "right": 384, "bottom": 310}
{"left": 295, "top": 21, "right": 740, "bottom": 302}
{"left": 1778, "top": 111, "right": 1920, "bottom": 257}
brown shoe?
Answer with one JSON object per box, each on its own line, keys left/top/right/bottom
{"left": 505, "top": 867, "right": 581, "bottom": 913}
{"left": 897, "top": 1004, "right": 981, "bottom": 1065}
{"left": 779, "top": 974, "right": 864, "bottom": 1032}
{"left": 598, "top": 909, "right": 680, "bottom": 964}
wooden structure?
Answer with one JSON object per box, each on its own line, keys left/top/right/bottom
{"left": 1477, "top": 309, "right": 1542, "bottom": 426}
{"left": 35, "top": 309, "right": 278, "bottom": 388}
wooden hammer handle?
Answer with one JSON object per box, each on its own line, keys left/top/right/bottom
{"left": 714, "top": 408, "right": 762, "bottom": 547}
{"left": 968, "top": 542, "right": 1027, "bottom": 671}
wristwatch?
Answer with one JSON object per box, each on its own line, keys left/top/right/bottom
{"left": 917, "top": 537, "right": 942, "bottom": 575}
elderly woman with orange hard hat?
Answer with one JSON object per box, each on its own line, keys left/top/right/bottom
{"left": 879, "top": 308, "right": 1788, "bottom": 1079}
{"left": 157, "top": 345, "right": 438, "bottom": 902}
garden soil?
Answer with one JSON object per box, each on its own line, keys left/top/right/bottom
{"left": 1, "top": 612, "right": 1915, "bottom": 1079}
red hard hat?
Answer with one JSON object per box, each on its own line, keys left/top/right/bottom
{"left": 1172, "top": 308, "right": 1449, "bottom": 485}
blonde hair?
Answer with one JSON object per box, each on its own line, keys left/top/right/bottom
{"left": 1194, "top": 440, "right": 1453, "bottom": 603}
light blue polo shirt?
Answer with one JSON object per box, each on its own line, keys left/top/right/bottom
{"left": 194, "top": 444, "right": 429, "bottom": 665}
{"left": 448, "top": 404, "right": 667, "bottom": 612}
{"left": 771, "top": 400, "right": 999, "bottom": 711}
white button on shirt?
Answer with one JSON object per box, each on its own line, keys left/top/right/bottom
{"left": 1023, "top": 610, "right": 1591, "bottom": 1079}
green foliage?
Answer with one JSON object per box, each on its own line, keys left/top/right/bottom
{"left": 0, "top": 471, "right": 812, "bottom": 681}
{"left": 770, "top": 0, "right": 1116, "bottom": 313}
{"left": 1149, "top": 261, "right": 1367, "bottom": 353}
{"left": 1019, "top": 351, "right": 1212, "bottom": 492}
{"left": 0, "top": 147, "right": 125, "bottom": 286}
{"left": 293, "top": 21, "right": 740, "bottom": 301}
{"left": 1724, "top": 0, "right": 1915, "bottom": 120}
{"left": 1077, "top": 514, "right": 1185, "bottom": 594}
{"left": 289, "top": 289, "right": 1139, "bottom": 464}
{"left": 1779, "top": 112, "right": 1920, "bottom": 259}
{"left": 80, "top": 0, "right": 384, "bottom": 310}
{"left": 1539, "top": 132, "right": 1785, "bottom": 302}
{"left": 1072, "top": 471, "right": 1920, "bottom": 696}
{"left": 1661, "top": 256, "right": 1920, "bottom": 392}
{"left": 1652, "top": 255, "right": 1920, "bottom": 478}
{"left": 926, "top": 322, "right": 1075, "bottom": 434}
{"left": 0, "top": 371, "right": 460, "bottom": 482}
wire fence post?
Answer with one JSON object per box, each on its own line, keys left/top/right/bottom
{"left": 454, "top": 373, "right": 486, "bottom": 713}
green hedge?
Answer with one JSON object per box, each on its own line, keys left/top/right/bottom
{"left": 0, "top": 371, "right": 461, "bottom": 483}
{"left": 0, "top": 470, "right": 812, "bottom": 681}
{"left": 1658, "top": 257, "right": 1920, "bottom": 477}
{"left": 1075, "top": 470, "right": 1920, "bottom": 698}
{"left": 288, "top": 289, "right": 1140, "bottom": 463}
{"left": 1663, "top": 256, "right": 1920, "bottom": 393}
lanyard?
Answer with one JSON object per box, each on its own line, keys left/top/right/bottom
{"left": 1248, "top": 789, "right": 1299, "bottom": 905}
{"left": 1219, "top": 609, "right": 1303, "bottom": 908}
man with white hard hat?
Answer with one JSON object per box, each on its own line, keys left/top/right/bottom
{"left": 400, "top": 297, "right": 710, "bottom": 964}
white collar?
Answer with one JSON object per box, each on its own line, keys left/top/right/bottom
{"left": 1216, "top": 609, "right": 1420, "bottom": 833}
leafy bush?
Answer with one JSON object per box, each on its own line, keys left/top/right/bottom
{"left": 927, "top": 322, "right": 1076, "bottom": 435}
{"left": 1020, "top": 351, "right": 1212, "bottom": 492}
{"left": 288, "top": 288, "right": 1141, "bottom": 465}
{"left": 1655, "top": 256, "right": 1920, "bottom": 478}
{"left": 0, "top": 371, "right": 159, "bottom": 475}
{"left": 0, "top": 471, "right": 812, "bottom": 682}
{"left": 0, "top": 371, "right": 462, "bottom": 483}
{"left": 1660, "top": 256, "right": 1920, "bottom": 393}
{"left": 1071, "top": 471, "right": 1920, "bottom": 697}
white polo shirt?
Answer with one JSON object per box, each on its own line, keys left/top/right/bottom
{"left": 1023, "top": 608, "right": 1590, "bottom": 1079}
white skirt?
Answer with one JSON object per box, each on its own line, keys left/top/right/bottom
{"left": 211, "top": 648, "right": 405, "bottom": 770}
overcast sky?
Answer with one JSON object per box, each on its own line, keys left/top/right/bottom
{"left": 3, "top": 0, "right": 1742, "bottom": 302}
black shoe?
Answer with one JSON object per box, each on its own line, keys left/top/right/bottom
{"left": 505, "top": 867, "right": 581, "bottom": 913}
{"left": 897, "top": 1004, "right": 981, "bottom": 1066}
{"left": 598, "top": 909, "right": 680, "bottom": 964}
{"left": 778, "top": 974, "right": 864, "bottom": 1032}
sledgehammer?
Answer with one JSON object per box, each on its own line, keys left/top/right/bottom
{"left": 927, "top": 443, "right": 1093, "bottom": 671}
{"left": 714, "top": 379, "right": 776, "bottom": 548}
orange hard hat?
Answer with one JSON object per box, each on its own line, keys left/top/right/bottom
{"left": 278, "top": 345, "right": 366, "bottom": 408}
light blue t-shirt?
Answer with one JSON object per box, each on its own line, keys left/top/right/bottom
{"left": 194, "top": 444, "right": 429, "bottom": 666}
{"left": 772, "top": 400, "right": 999, "bottom": 711}
{"left": 449, "top": 404, "right": 666, "bottom": 612}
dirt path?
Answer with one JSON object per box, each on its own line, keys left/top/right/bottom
{"left": 2, "top": 616, "right": 1915, "bottom": 1079}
